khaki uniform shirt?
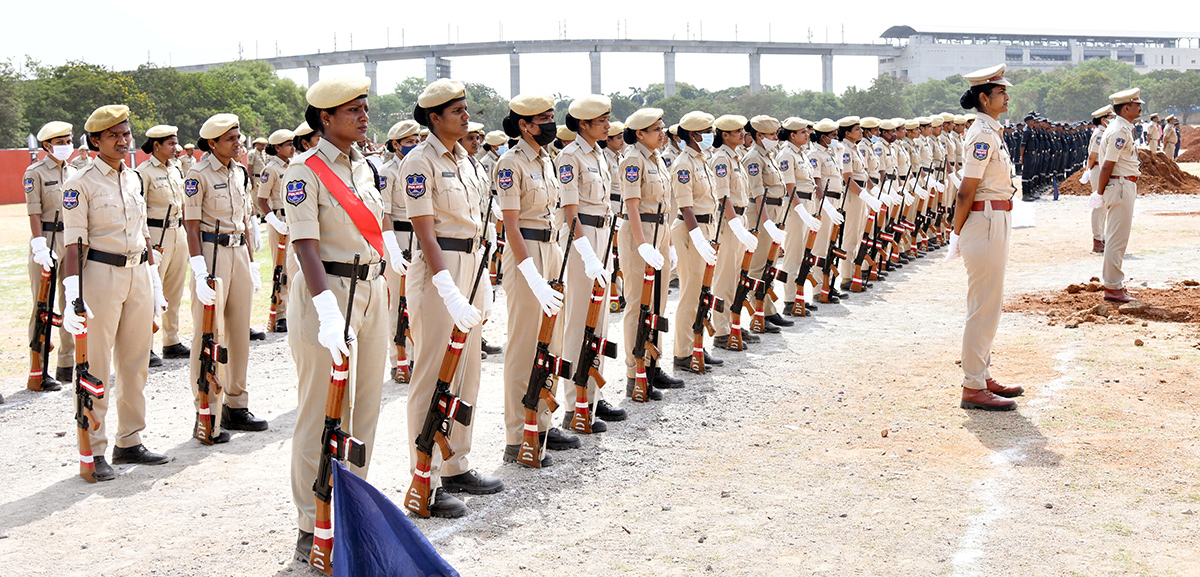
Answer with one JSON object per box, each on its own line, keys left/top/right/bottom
{"left": 556, "top": 138, "right": 612, "bottom": 217}
{"left": 496, "top": 138, "right": 560, "bottom": 230}
{"left": 258, "top": 156, "right": 289, "bottom": 212}
{"left": 917, "top": 136, "right": 934, "bottom": 170}
{"left": 661, "top": 144, "right": 680, "bottom": 170}
{"left": 401, "top": 137, "right": 484, "bottom": 240}
{"left": 136, "top": 155, "right": 185, "bottom": 221}
{"left": 671, "top": 146, "right": 718, "bottom": 217}
{"left": 1087, "top": 126, "right": 1105, "bottom": 160}
{"left": 777, "top": 142, "right": 817, "bottom": 193}
{"left": 380, "top": 154, "right": 408, "bottom": 222}
{"left": 892, "top": 141, "right": 911, "bottom": 178}
{"left": 742, "top": 142, "right": 786, "bottom": 201}
{"left": 180, "top": 154, "right": 195, "bottom": 173}
{"left": 962, "top": 113, "right": 1017, "bottom": 201}
{"left": 24, "top": 157, "right": 76, "bottom": 222}
{"left": 810, "top": 143, "right": 844, "bottom": 193}
{"left": 283, "top": 138, "right": 385, "bottom": 263}
{"left": 62, "top": 160, "right": 149, "bottom": 252}
{"left": 1100, "top": 116, "right": 1140, "bottom": 177}
{"left": 1164, "top": 125, "right": 1179, "bottom": 147}
{"left": 859, "top": 139, "right": 879, "bottom": 179}
{"left": 709, "top": 145, "right": 749, "bottom": 207}
{"left": 841, "top": 139, "right": 867, "bottom": 181}
{"left": 249, "top": 149, "right": 267, "bottom": 189}
{"left": 184, "top": 154, "right": 250, "bottom": 236}
{"left": 619, "top": 142, "right": 670, "bottom": 215}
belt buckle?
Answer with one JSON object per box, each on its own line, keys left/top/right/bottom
{"left": 229, "top": 234, "right": 243, "bottom": 247}
{"left": 125, "top": 254, "right": 140, "bottom": 267}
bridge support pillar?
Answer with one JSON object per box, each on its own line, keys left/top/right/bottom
{"left": 664, "top": 52, "right": 676, "bottom": 97}
{"left": 510, "top": 53, "right": 520, "bottom": 98}
{"left": 306, "top": 65, "right": 320, "bottom": 87}
{"left": 749, "top": 53, "right": 761, "bottom": 94}
{"left": 364, "top": 61, "right": 378, "bottom": 95}
{"left": 590, "top": 51, "right": 602, "bottom": 94}
{"left": 821, "top": 53, "right": 833, "bottom": 93}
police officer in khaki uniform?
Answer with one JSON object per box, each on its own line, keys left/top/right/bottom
{"left": 1084, "top": 105, "right": 1114, "bottom": 253}
{"left": 294, "top": 121, "right": 320, "bottom": 153}
{"left": 776, "top": 117, "right": 822, "bottom": 315}
{"left": 604, "top": 121, "right": 626, "bottom": 213}
{"left": 556, "top": 95, "right": 622, "bottom": 428}
{"left": 185, "top": 113, "right": 267, "bottom": 442}
{"left": 496, "top": 93, "right": 573, "bottom": 465}
{"left": 835, "top": 116, "right": 871, "bottom": 292}
{"left": 248, "top": 137, "right": 268, "bottom": 198}
{"left": 741, "top": 115, "right": 792, "bottom": 331}
{"left": 257, "top": 129, "right": 297, "bottom": 332}
{"left": 136, "top": 125, "right": 190, "bottom": 360}
{"left": 1095, "top": 88, "right": 1144, "bottom": 305}
{"left": 950, "top": 64, "right": 1025, "bottom": 411}
{"left": 709, "top": 115, "right": 761, "bottom": 348}
{"left": 806, "top": 119, "right": 848, "bottom": 303}
{"left": 381, "top": 119, "right": 421, "bottom": 379}
{"left": 25, "top": 121, "right": 76, "bottom": 390}
{"left": 180, "top": 143, "right": 196, "bottom": 173}
{"left": 61, "top": 105, "right": 171, "bottom": 480}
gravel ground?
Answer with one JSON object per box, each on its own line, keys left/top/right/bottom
{"left": 1, "top": 194, "right": 1198, "bottom": 577}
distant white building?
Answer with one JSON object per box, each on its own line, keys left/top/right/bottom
{"left": 877, "top": 26, "right": 1200, "bottom": 83}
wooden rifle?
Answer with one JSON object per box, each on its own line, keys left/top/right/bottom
{"left": 750, "top": 188, "right": 792, "bottom": 333}
{"left": 689, "top": 199, "right": 726, "bottom": 373}
{"left": 310, "top": 254, "right": 367, "bottom": 573}
{"left": 392, "top": 225, "right": 416, "bottom": 384}
{"left": 791, "top": 182, "right": 827, "bottom": 317}
{"left": 29, "top": 211, "right": 61, "bottom": 391}
{"left": 517, "top": 219, "right": 578, "bottom": 467}
{"left": 489, "top": 192, "right": 505, "bottom": 284}
{"left": 268, "top": 208, "right": 288, "bottom": 332}
{"left": 568, "top": 214, "right": 620, "bottom": 434}
{"left": 850, "top": 180, "right": 878, "bottom": 293}
{"left": 727, "top": 196, "right": 765, "bottom": 350}
{"left": 629, "top": 207, "right": 668, "bottom": 402}
{"left": 72, "top": 237, "right": 103, "bottom": 482}
{"left": 608, "top": 206, "right": 626, "bottom": 313}
{"left": 195, "top": 221, "right": 227, "bottom": 445}
{"left": 818, "top": 179, "right": 850, "bottom": 303}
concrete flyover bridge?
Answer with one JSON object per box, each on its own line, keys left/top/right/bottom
{"left": 174, "top": 38, "right": 902, "bottom": 97}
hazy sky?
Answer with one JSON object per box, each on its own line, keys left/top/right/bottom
{"left": 4, "top": 1, "right": 1197, "bottom": 100}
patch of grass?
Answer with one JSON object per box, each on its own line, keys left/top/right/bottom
{"left": 1102, "top": 520, "right": 1134, "bottom": 536}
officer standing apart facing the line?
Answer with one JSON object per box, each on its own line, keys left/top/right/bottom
{"left": 61, "top": 104, "right": 172, "bottom": 480}
{"left": 1083, "top": 105, "right": 1113, "bottom": 254}
{"left": 1094, "top": 88, "right": 1144, "bottom": 305}
{"left": 948, "top": 64, "right": 1025, "bottom": 411}
{"left": 137, "top": 125, "right": 191, "bottom": 361}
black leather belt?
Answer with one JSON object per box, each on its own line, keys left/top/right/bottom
{"left": 626, "top": 212, "right": 665, "bottom": 224}
{"left": 610, "top": 193, "right": 622, "bottom": 203}
{"left": 826, "top": 191, "right": 842, "bottom": 199}
{"left": 201, "top": 231, "right": 246, "bottom": 247}
{"left": 520, "top": 228, "right": 552, "bottom": 243}
{"left": 322, "top": 260, "right": 385, "bottom": 281}
{"left": 796, "top": 192, "right": 813, "bottom": 200}
{"left": 853, "top": 179, "right": 866, "bottom": 188}
{"left": 678, "top": 213, "right": 713, "bottom": 224}
{"left": 578, "top": 214, "right": 608, "bottom": 228}
{"left": 273, "top": 208, "right": 286, "bottom": 217}
{"left": 87, "top": 248, "right": 147, "bottom": 268}
{"left": 920, "top": 167, "right": 931, "bottom": 174}
{"left": 763, "top": 197, "right": 783, "bottom": 206}
{"left": 733, "top": 206, "right": 745, "bottom": 215}
{"left": 42, "top": 221, "right": 64, "bottom": 232}
{"left": 393, "top": 221, "right": 413, "bottom": 232}
{"left": 887, "top": 175, "right": 897, "bottom": 181}
{"left": 147, "top": 217, "right": 182, "bottom": 229}
{"left": 418, "top": 237, "right": 476, "bottom": 253}
{"left": 870, "top": 177, "right": 880, "bottom": 185}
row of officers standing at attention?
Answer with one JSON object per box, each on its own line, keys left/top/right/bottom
{"left": 1011, "top": 114, "right": 1090, "bottom": 201}
{"left": 20, "top": 64, "right": 1132, "bottom": 571}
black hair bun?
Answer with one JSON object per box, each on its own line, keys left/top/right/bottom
{"left": 960, "top": 90, "right": 977, "bottom": 110}
{"left": 501, "top": 115, "right": 521, "bottom": 139}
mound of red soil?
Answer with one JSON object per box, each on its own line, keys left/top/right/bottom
{"left": 1005, "top": 279, "right": 1200, "bottom": 327}
{"left": 1059, "top": 149, "right": 1200, "bottom": 196}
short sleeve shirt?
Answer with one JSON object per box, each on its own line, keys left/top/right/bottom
{"left": 1087, "top": 126, "right": 1105, "bottom": 159}
{"left": 380, "top": 154, "right": 407, "bottom": 220}
{"left": 62, "top": 161, "right": 149, "bottom": 252}
{"left": 962, "top": 113, "right": 1017, "bottom": 201}
{"left": 257, "top": 156, "right": 289, "bottom": 211}
{"left": 184, "top": 154, "right": 250, "bottom": 235}
{"left": 742, "top": 143, "right": 786, "bottom": 200}
{"left": 777, "top": 142, "right": 816, "bottom": 193}
{"left": 496, "top": 138, "right": 560, "bottom": 230}
{"left": 709, "top": 145, "right": 749, "bottom": 207}
{"left": 620, "top": 142, "right": 670, "bottom": 214}
{"left": 400, "top": 137, "right": 483, "bottom": 240}
{"left": 24, "top": 158, "right": 76, "bottom": 222}
{"left": 281, "top": 138, "right": 385, "bottom": 263}
{"left": 671, "top": 146, "right": 717, "bottom": 215}
{"left": 1100, "top": 116, "right": 1139, "bottom": 177}
{"left": 810, "top": 143, "right": 844, "bottom": 193}
{"left": 841, "top": 139, "right": 867, "bottom": 181}
{"left": 555, "top": 138, "right": 612, "bottom": 217}
{"left": 136, "top": 155, "right": 185, "bottom": 221}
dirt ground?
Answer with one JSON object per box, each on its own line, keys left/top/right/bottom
{"left": 1, "top": 194, "right": 1199, "bottom": 577}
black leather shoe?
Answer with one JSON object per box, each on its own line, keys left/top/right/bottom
{"left": 674, "top": 356, "right": 711, "bottom": 373}
{"left": 765, "top": 313, "right": 794, "bottom": 327}
{"left": 295, "top": 530, "right": 313, "bottom": 562}
{"left": 545, "top": 427, "right": 580, "bottom": 450}
{"left": 503, "top": 444, "right": 553, "bottom": 467}
{"left": 830, "top": 288, "right": 846, "bottom": 299}
{"left": 442, "top": 469, "right": 504, "bottom": 495}
{"left": 428, "top": 487, "right": 468, "bottom": 519}
{"left": 222, "top": 406, "right": 269, "bottom": 431}
{"left": 761, "top": 320, "right": 781, "bottom": 333}
{"left": 703, "top": 349, "right": 724, "bottom": 365}
{"left": 162, "top": 343, "right": 190, "bottom": 359}
{"left": 274, "top": 319, "right": 288, "bottom": 333}
{"left": 481, "top": 338, "right": 502, "bottom": 355}
{"left": 595, "top": 400, "right": 626, "bottom": 422}
{"left": 649, "top": 366, "right": 684, "bottom": 389}
{"left": 625, "top": 377, "right": 664, "bottom": 400}
{"left": 55, "top": 366, "right": 73, "bottom": 383}
{"left": 589, "top": 418, "right": 608, "bottom": 433}
{"left": 249, "top": 328, "right": 266, "bottom": 341}
{"left": 93, "top": 456, "right": 116, "bottom": 482}
{"left": 481, "top": 350, "right": 488, "bottom": 360}
{"left": 112, "top": 444, "right": 170, "bottom": 465}
{"left": 34, "top": 375, "right": 62, "bottom": 392}
{"left": 148, "top": 351, "right": 163, "bottom": 368}
{"left": 806, "top": 302, "right": 819, "bottom": 312}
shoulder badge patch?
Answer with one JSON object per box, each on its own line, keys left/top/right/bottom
{"left": 664, "top": 158, "right": 672, "bottom": 168}
{"left": 405, "top": 174, "right": 427, "bottom": 199}
{"left": 779, "top": 160, "right": 789, "bottom": 171}
{"left": 379, "top": 175, "right": 388, "bottom": 190}
{"left": 842, "top": 153, "right": 851, "bottom": 164}
{"left": 748, "top": 163, "right": 760, "bottom": 176}
{"left": 260, "top": 172, "right": 269, "bottom": 183}
{"left": 559, "top": 164, "right": 574, "bottom": 184}
{"left": 62, "top": 189, "right": 79, "bottom": 210}
{"left": 285, "top": 180, "right": 306, "bottom": 205}
{"left": 1115, "top": 138, "right": 1126, "bottom": 150}
{"left": 184, "top": 178, "right": 199, "bottom": 196}
{"left": 23, "top": 177, "right": 34, "bottom": 194}
{"left": 497, "top": 168, "right": 514, "bottom": 190}
{"left": 625, "top": 165, "right": 640, "bottom": 183}
{"left": 715, "top": 164, "right": 728, "bottom": 178}
{"left": 972, "top": 143, "right": 990, "bottom": 161}
{"left": 677, "top": 169, "right": 691, "bottom": 184}
{"left": 810, "top": 158, "right": 818, "bottom": 170}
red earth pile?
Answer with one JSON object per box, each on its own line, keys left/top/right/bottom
{"left": 1005, "top": 278, "right": 1200, "bottom": 328}
{"left": 1060, "top": 149, "right": 1200, "bottom": 196}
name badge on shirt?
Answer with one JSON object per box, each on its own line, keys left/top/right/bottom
{"left": 214, "top": 183, "right": 228, "bottom": 189}
{"left": 587, "top": 166, "right": 599, "bottom": 173}
{"left": 648, "top": 169, "right": 658, "bottom": 175}
{"left": 45, "top": 180, "right": 59, "bottom": 186}
{"left": 531, "top": 173, "right": 543, "bottom": 180}
{"left": 441, "top": 171, "right": 456, "bottom": 177}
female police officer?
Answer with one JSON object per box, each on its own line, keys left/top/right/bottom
{"left": 137, "top": 125, "right": 189, "bottom": 359}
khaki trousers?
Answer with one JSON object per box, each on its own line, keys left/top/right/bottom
{"left": 288, "top": 269, "right": 387, "bottom": 533}
{"left": 152, "top": 225, "right": 188, "bottom": 347}
{"left": 746, "top": 201, "right": 781, "bottom": 316}
{"left": 189, "top": 242, "right": 252, "bottom": 426}
{"left": 671, "top": 219, "right": 716, "bottom": 359}
{"left": 83, "top": 260, "right": 153, "bottom": 457}
{"left": 558, "top": 220, "right": 612, "bottom": 412}
{"left": 711, "top": 213, "right": 748, "bottom": 337}
{"left": 838, "top": 190, "right": 869, "bottom": 286}
{"left": 406, "top": 251, "right": 484, "bottom": 490}
{"left": 501, "top": 238, "right": 563, "bottom": 445}
{"left": 619, "top": 217, "right": 671, "bottom": 378}
{"left": 1102, "top": 179, "right": 1137, "bottom": 290}
{"left": 778, "top": 196, "right": 815, "bottom": 301}
{"left": 386, "top": 230, "right": 416, "bottom": 369}
{"left": 28, "top": 230, "right": 74, "bottom": 370}
{"left": 959, "top": 206, "right": 1010, "bottom": 390}
{"left": 1088, "top": 166, "right": 1106, "bottom": 241}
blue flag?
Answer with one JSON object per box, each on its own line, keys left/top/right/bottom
{"left": 332, "top": 461, "right": 460, "bottom": 577}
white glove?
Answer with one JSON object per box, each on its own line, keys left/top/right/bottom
{"left": 793, "top": 203, "right": 821, "bottom": 231}
{"left": 859, "top": 190, "right": 883, "bottom": 213}
{"left": 265, "top": 211, "right": 288, "bottom": 235}
{"left": 384, "top": 231, "right": 409, "bottom": 276}
{"left": 191, "top": 255, "right": 216, "bottom": 306}
{"left": 433, "top": 269, "right": 482, "bottom": 331}
{"left": 149, "top": 264, "right": 168, "bottom": 319}
{"left": 30, "top": 237, "right": 55, "bottom": 272}
{"left": 903, "top": 192, "right": 915, "bottom": 206}
{"left": 821, "top": 198, "right": 844, "bottom": 226}
{"left": 949, "top": 173, "right": 962, "bottom": 190}
{"left": 689, "top": 227, "right": 717, "bottom": 266}
{"left": 61, "top": 275, "right": 92, "bottom": 336}
{"left": 250, "top": 217, "right": 263, "bottom": 252}
{"left": 1079, "top": 170, "right": 1091, "bottom": 185}
{"left": 763, "top": 220, "right": 786, "bottom": 244}
{"left": 313, "top": 290, "right": 354, "bottom": 363}
{"left": 669, "top": 245, "right": 678, "bottom": 269}
{"left": 914, "top": 185, "right": 930, "bottom": 200}
{"left": 517, "top": 257, "right": 564, "bottom": 316}
{"left": 573, "top": 237, "right": 609, "bottom": 284}
{"left": 728, "top": 218, "right": 758, "bottom": 250}
{"left": 250, "top": 260, "right": 262, "bottom": 293}
{"left": 1088, "top": 192, "right": 1104, "bottom": 210}
{"left": 636, "top": 243, "right": 665, "bottom": 270}
{"left": 944, "top": 232, "right": 961, "bottom": 262}
{"left": 932, "top": 181, "right": 946, "bottom": 193}
{"left": 878, "top": 191, "right": 894, "bottom": 208}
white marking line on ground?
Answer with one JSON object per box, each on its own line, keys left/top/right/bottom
{"left": 950, "top": 347, "right": 1076, "bottom": 576}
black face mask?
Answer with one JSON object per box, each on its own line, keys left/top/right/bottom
{"left": 533, "top": 121, "right": 557, "bottom": 147}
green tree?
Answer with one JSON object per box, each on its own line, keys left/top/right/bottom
{"left": 1043, "top": 69, "right": 1113, "bottom": 120}
{"left": 0, "top": 60, "right": 25, "bottom": 148}
{"left": 21, "top": 59, "right": 156, "bottom": 141}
